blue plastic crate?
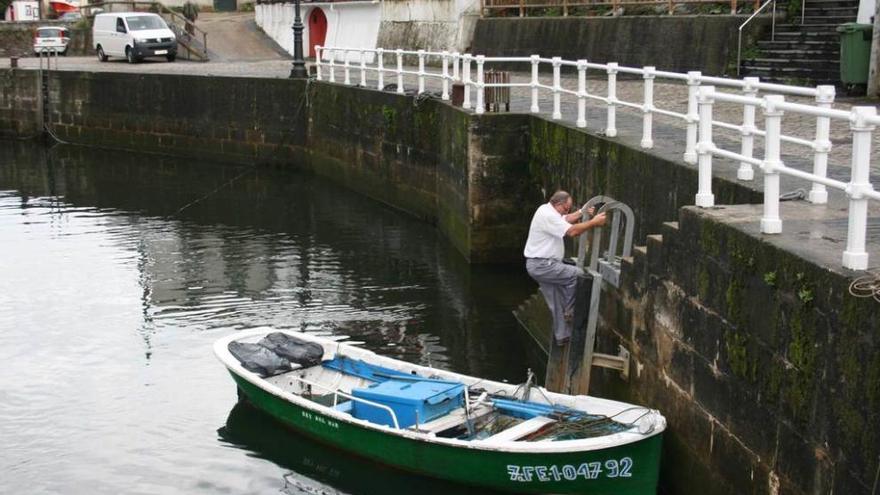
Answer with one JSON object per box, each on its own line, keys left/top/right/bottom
{"left": 351, "top": 379, "right": 465, "bottom": 428}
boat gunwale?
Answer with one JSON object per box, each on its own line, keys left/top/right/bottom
{"left": 214, "top": 328, "right": 666, "bottom": 454}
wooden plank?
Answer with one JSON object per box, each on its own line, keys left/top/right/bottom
{"left": 411, "top": 404, "right": 493, "bottom": 434}
{"left": 484, "top": 416, "right": 556, "bottom": 442}
{"left": 544, "top": 339, "right": 570, "bottom": 393}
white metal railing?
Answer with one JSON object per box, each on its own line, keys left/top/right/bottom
{"left": 291, "top": 374, "right": 402, "bottom": 429}
{"left": 315, "top": 46, "right": 463, "bottom": 100}
{"left": 315, "top": 46, "right": 880, "bottom": 271}
{"left": 696, "top": 86, "right": 880, "bottom": 270}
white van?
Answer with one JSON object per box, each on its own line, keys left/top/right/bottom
{"left": 93, "top": 12, "right": 177, "bottom": 64}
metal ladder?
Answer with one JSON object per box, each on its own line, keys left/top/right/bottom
{"left": 569, "top": 196, "right": 634, "bottom": 394}
{"left": 544, "top": 195, "right": 634, "bottom": 395}
{"left": 37, "top": 47, "right": 59, "bottom": 136}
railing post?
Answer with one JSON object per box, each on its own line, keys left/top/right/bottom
{"left": 476, "top": 55, "right": 486, "bottom": 115}
{"left": 530, "top": 54, "right": 540, "bottom": 113}
{"left": 695, "top": 86, "right": 716, "bottom": 207}
{"left": 417, "top": 49, "right": 426, "bottom": 95}
{"left": 605, "top": 62, "right": 618, "bottom": 137}
{"left": 552, "top": 57, "right": 562, "bottom": 120}
{"left": 377, "top": 48, "right": 385, "bottom": 90}
{"left": 328, "top": 48, "right": 336, "bottom": 83}
{"left": 738, "top": 76, "right": 759, "bottom": 181}
{"left": 684, "top": 71, "right": 701, "bottom": 164}
{"left": 359, "top": 49, "right": 367, "bottom": 87}
{"left": 315, "top": 45, "right": 323, "bottom": 81}
{"left": 396, "top": 49, "right": 404, "bottom": 94}
{"left": 576, "top": 59, "right": 587, "bottom": 128}
{"left": 842, "top": 106, "right": 877, "bottom": 270}
{"left": 761, "top": 95, "right": 784, "bottom": 234}
{"left": 641, "top": 66, "right": 655, "bottom": 149}
{"left": 809, "top": 85, "right": 835, "bottom": 204}
{"left": 344, "top": 50, "right": 351, "bottom": 85}
{"left": 452, "top": 52, "right": 460, "bottom": 81}
{"left": 441, "top": 51, "right": 450, "bottom": 101}
{"left": 463, "top": 55, "right": 472, "bottom": 110}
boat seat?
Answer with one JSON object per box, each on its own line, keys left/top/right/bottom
{"left": 483, "top": 416, "right": 556, "bottom": 442}
{"left": 333, "top": 401, "right": 354, "bottom": 414}
{"left": 410, "top": 403, "right": 493, "bottom": 434}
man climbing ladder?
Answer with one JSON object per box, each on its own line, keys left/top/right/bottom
{"left": 523, "top": 191, "right": 606, "bottom": 345}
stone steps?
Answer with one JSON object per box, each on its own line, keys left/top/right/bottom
{"left": 739, "top": 0, "right": 856, "bottom": 86}
{"left": 757, "top": 40, "right": 839, "bottom": 50}
{"left": 802, "top": 6, "right": 858, "bottom": 16}
{"left": 771, "top": 31, "right": 840, "bottom": 42}
{"left": 801, "top": 0, "right": 859, "bottom": 7}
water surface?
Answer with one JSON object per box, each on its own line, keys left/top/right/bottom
{"left": 0, "top": 142, "right": 539, "bottom": 494}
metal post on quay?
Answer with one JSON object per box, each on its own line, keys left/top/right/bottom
{"left": 289, "top": 0, "right": 308, "bottom": 79}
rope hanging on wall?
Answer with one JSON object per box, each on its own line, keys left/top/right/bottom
{"left": 849, "top": 267, "right": 880, "bottom": 303}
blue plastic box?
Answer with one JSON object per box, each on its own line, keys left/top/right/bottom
{"left": 351, "top": 379, "right": 465, "bottom": 428}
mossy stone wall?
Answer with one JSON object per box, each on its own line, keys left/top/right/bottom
{"left": 0, "top": 69, "right": 40, "bottom": 137}
{"left": 583, "top": 207, "right": 880, "bottom": 494}
{"left": 44, "top": 71, "right": 308, "bottom": 164}
{"left": 471, "top": 16, "right": 772, "bottom": 76}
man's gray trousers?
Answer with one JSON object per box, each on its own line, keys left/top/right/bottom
{"left": 525, "top": 257, "right": 581, "bottom": 342}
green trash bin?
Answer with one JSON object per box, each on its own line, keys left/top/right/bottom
{"left": 836, "top": 23, "right": 873, "bottom": 86}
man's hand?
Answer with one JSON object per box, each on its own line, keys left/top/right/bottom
{"left": 565, "top": 212, "right": 608, "bottom": 237}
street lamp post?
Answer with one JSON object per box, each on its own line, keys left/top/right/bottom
{"left": 289, "top": 0, "right": 308, "bottom": 78}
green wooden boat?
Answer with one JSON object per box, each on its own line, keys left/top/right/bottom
{"left": 215, "top": 329, "right": 666, "bottom": 494}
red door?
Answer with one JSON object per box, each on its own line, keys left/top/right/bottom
{"left": 308, "top": 8, "right": 327, "bottom": 58}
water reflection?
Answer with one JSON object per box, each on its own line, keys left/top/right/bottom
{"left": 0, "top": 141, "right": 540, "bottom": 494}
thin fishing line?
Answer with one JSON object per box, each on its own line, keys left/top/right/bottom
{"left": 170, "top": 167, "right": 255, "bottom": 217}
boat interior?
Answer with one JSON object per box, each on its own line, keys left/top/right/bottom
{"left": 229, "top": 332, "right": 659, "bottom": 444}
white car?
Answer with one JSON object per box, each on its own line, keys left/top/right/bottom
{"left": 33, "top": 26, "right": 70, "bottom": 56}
{"left": 93, "top": 12, "right": 177, "bottom": 63}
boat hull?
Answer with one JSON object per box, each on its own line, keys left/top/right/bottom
{"left": 229, "top": 370, "right": 662, "bottom": 495}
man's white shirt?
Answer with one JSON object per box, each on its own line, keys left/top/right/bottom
{"left": 523, "top": 203, "right": 570, "bottom": 260}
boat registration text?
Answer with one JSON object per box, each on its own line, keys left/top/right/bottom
{"left": 301, "top": 410, "right": 340, "bottom": 429}
{"left": 507, "top": 457, "right": 633, "bottom": 482}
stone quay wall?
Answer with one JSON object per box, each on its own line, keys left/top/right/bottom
{"left": 0, "top": 68, "right": 40, "bottom": 136}
{"left": 593, "top": 208, "right": 880, "bottom": 494}
{"left": 0, "top": 68, "right": 877, "bottom": 494}
{"left": 471, "top": 16, "right": 773, "bottom": 76}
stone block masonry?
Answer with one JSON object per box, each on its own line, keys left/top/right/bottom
{"left": 471, "top": 16, "right": 773, "bottom": 76}
{"left": 0, "top": 69, "right": 40, "bottom": 137}
{"left": 584, "top": 206, "right": 880, "bottom": 494}
{"left": 44, "top": 70, "right": 308, "bottom": 165}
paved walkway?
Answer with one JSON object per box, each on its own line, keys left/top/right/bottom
{"left": 3, "top": 56, "right": 878, "bottom": 269}
{"left": 197, "top": 12, "right": 290, "bottom": 62}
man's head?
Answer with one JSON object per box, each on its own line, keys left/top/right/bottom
{"left": 549, "top": 191, "right": 573, "bottom": 215}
